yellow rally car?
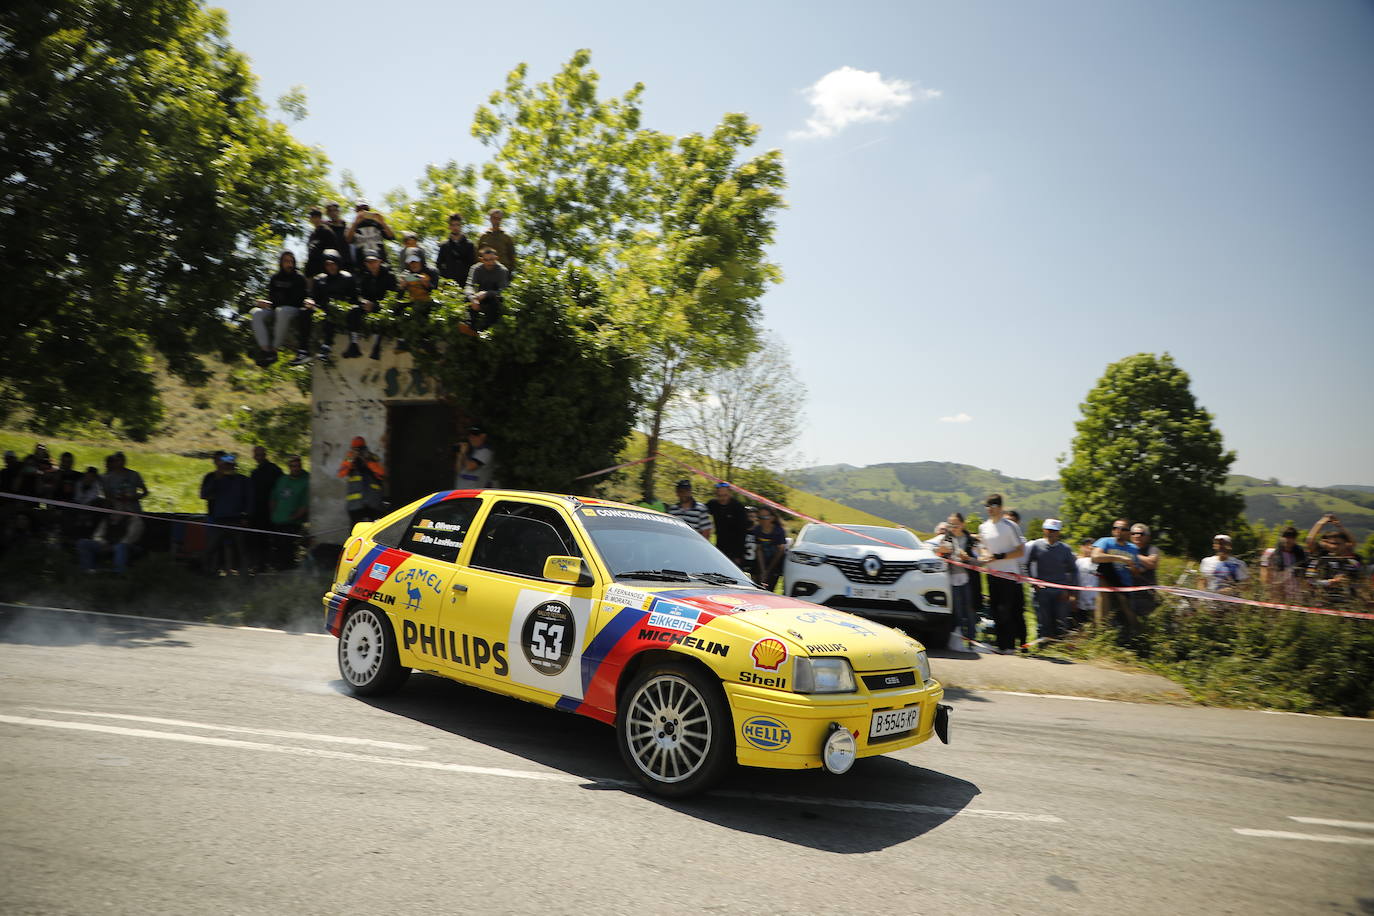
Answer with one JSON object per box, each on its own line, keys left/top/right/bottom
{"left": 323, "top": 489, "right": 950, "bottom": 797}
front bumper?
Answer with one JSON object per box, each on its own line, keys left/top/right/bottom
{"left": 724, "top": 677, "right": 946, "bottom": 770}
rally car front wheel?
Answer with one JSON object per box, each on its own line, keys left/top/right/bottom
{"left": 338, "top": 605, "right": 411, "bottom": 696}
{"left": 617, "top": 662, "right": 732, "bottom": 797}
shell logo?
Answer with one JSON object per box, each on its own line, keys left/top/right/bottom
{"left": 751, "top": 638, "right": 787, "bottom": 671}
{"left": 343, "top": 537, "right": 363, "bottom": 562}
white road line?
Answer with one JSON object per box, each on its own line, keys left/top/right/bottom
{"left": 0, "top": 714, "right": 576, "bottom": 782}
{"left": 709, "top": 789, "right": 1064, "bottom": 822}
{"left": 0, "top": 713, "right": 1063, "bottom": 823}
{"left": 237, "top": 626, "right": 285, "bottom": 633}
{"left": 1233, "top": 829, "right": 1374, "bottom": 846}
{"left": 1260, "top": 710, "right": 1373, "bottom": 723}
{"left": 1289, "top": 817, "right": 1374, "bottom": 832}
{"left": 26, "top": 708, "right": 427, "bottom": 752}
{"left": 986, "top": 691, "right": 1110, "bottom": 703}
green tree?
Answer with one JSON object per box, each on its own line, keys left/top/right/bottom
{"left": 0, "top": 0, "right": 328, "bottom": 436}
{"left": 1060, "top": 353, "right": 1243, "bottom": 557}
{"left": 472, "top": 50, "right": 666, "bottom": 268}
{"left": 622, "top": 115, "right": 785, "bottom": 501}
{"left": 392, "top": 263, "right": 638, "bottom": 491}
{"left": 389, "top": 51, "right": 784, "bottom": 494}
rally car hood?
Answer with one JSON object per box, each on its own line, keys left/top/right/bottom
{"left": 616, "top": 584, "right": 926, "bottom": 672}
{"left": 731, "top": 605, "right": 924, "bottom": 671}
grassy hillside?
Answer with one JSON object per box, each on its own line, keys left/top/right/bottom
{"left": 788, "top": 462, "right": 1374, "bottom": 545}
{"left": 596, "top": 433, "right": 906, "bottom": 534}
{"left": 787, "top": 461, "right": 1061, "bottom": 532}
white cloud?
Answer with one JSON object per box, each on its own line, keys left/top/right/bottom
{"left": 939, "top": 412, "right": 972, "bottom": 424}
{"left": 790, "top": 66, "right": 940, "bottom": 140}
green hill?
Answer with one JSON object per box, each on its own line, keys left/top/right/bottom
{"left": 787, "top": 462, "right": 1374, "bottom": 545}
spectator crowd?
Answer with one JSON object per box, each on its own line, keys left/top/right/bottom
{"left": 251, "top": 204, "right": 517, "bottom": 366}
{"left": 0, "top": 442, "right": 310, "bottom": 577}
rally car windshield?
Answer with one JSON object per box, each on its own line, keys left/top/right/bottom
{"left": 577, "top": 506, "right": 756, "bottom": 586}
{"left": 799, "top": 524, "right": 920, "bottom": 549}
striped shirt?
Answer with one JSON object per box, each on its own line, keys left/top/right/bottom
{"left": 668, "top": 500, "right": 713, "bottom": 534}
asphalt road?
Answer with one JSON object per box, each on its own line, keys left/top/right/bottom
{"left": 2, "top": 604, "right": 1372, "bottom": 916}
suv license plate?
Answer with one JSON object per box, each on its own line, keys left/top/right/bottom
{"left": 870, "top": 705, "right": 921, "bottom": 738}
{"left": 852, "top": 586, "right": 896, "bottom": 599}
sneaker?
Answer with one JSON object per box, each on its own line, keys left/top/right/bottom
{"left": 253, "top": 352, "right": 275, "bottom": 367}
{"left": 317, "top": 344, "right": 332, "bottom": 362}
{"left": 368, "top": 343, "right": 381, "bottom": 360}
{"left": 288, "top": 350, "right": 312, "bottom": 367}
{"left": 342, "top": 342, "right": 362, "bottom": 358}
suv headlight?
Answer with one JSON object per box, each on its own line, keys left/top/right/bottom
{"left": 794, "top": 657, "right": 857, "bottom": 694}
{"left": 915, "top": 649, "right": 932, "bottom": 683}
{"left": 917, "top": 559, "right": 946, "bottom": 573}
{"left": 789, "top": 550, "right": 827, "bottom": 566}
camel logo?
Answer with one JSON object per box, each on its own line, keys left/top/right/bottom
{"left": 405, "top": 583, "right": 423, "bottom": 612}
{"left": 863, "top": 556, "right": 882, "bottom": 577}
{"left": 751, "top": 638, "right": 787, "bottom": 671}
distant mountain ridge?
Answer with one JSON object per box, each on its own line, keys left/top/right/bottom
{"left": 786, "top": 461, "right": 1374, "bottom": 544}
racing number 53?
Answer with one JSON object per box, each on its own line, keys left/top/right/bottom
{"left": 521, "top": 600, "right": 577, "bottom": 676}
{"left": 530, "top": 621, "right": 565, "bottom": 661}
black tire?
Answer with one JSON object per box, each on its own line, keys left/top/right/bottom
{"left": 617, "top": 661, "right": 733, "bottom": 798}
{"left": 337, "top": 604, "right": 411, "bottom": 696}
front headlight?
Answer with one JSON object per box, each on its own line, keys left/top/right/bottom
{"left": 794, "top": 656, "right": 857, "bottom": 694}
{"left": 789, "top": 550, "right": 827, "bottom": 566}
{"left": 915, "top": 649, "right": 932, "bottom": 684}
{"left": 916, "top": 559, "right": 946, "bottom": 573}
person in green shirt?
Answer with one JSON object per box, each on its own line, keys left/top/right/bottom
{"left": 269, "top": 455, "right": 310, "bottom": 569}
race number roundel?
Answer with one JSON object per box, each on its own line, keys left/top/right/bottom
{"left": 521, "top": 601, "right": 576, "bottom": 676}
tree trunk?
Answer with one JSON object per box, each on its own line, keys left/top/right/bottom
{"left": 640, "top": 386, "right": 672, "bottom": 503}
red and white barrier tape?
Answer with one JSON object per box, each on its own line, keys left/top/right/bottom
{"left": 573, "top": 453, "right": 659, "bottom": 481}
{"left": 1, "top": 492, "right": 303, "bottom": 539}
{"left": 648, "top": 457, "right": 1374, "bottom": 622}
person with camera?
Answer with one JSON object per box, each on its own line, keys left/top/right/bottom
{"left": 345, "top": 202, "right": 395, "bottom": 265}
{"left": 1305, "top": 515, "right": 1363, "bottom": 607}
{"left": 336, "top": 436, "right": 385, "bottom": 524}
{"left": 454, "top": 426, "right": 495, "bottom": 489}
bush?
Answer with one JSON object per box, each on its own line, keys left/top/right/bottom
{"left": 1087, "top": 595, "right": 1374, "bottom": 716}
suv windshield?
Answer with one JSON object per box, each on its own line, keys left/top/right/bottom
{"left": 799, "top": 524, "right": 919, "bottom": 550}
{"left": 577, "top": 505, "right": 755, "bottom": 586}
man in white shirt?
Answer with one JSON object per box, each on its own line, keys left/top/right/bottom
{"left": 978, "top": 493, "right": 1025, "bottom": 653}
{"left": 1199, "top": 534, "right": 1248, "bottom": 595}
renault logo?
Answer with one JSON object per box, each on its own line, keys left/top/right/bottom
{"left": 863, "top": 556, "right": 882, "bottom": 577}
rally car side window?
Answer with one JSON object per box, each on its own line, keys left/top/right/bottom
{"left": 371, "top": 514, "right": 411, "bottom": 549}
{"left": 470, "top": 501, "right": 583, "bottom": 581}
{"left": 401, "top": 497, "right": 482, "bottom": 564}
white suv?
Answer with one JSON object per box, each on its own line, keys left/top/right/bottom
{"left": 782, "top": 523, "right": 954, "bottom": 641}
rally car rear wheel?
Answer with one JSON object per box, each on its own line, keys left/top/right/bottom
{"left": 617, "top": 662, "right": 732, "bottom": 797}
{"left": 338, "top": 605, "right": 410, "bottom": 696}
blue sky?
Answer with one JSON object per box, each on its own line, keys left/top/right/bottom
{"left": 217, "top": 0, "right": 1373, "bottom": 487}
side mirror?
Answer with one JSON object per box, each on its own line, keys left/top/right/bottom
{"left": 543, "top": 555, "right": 594, "bottom": 587}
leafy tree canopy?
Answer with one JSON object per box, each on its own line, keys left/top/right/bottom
{"left": 383, "top": 51, "right": 785, "bottom": 491}
{"left": 0, "top": 0, "right": 328, "bottom": 437}
{"left": 388, "top": 264, "right": 637, "bottom": 492}
{"left": 1060, "top": 353, "right": 1243, "bottom": 556}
